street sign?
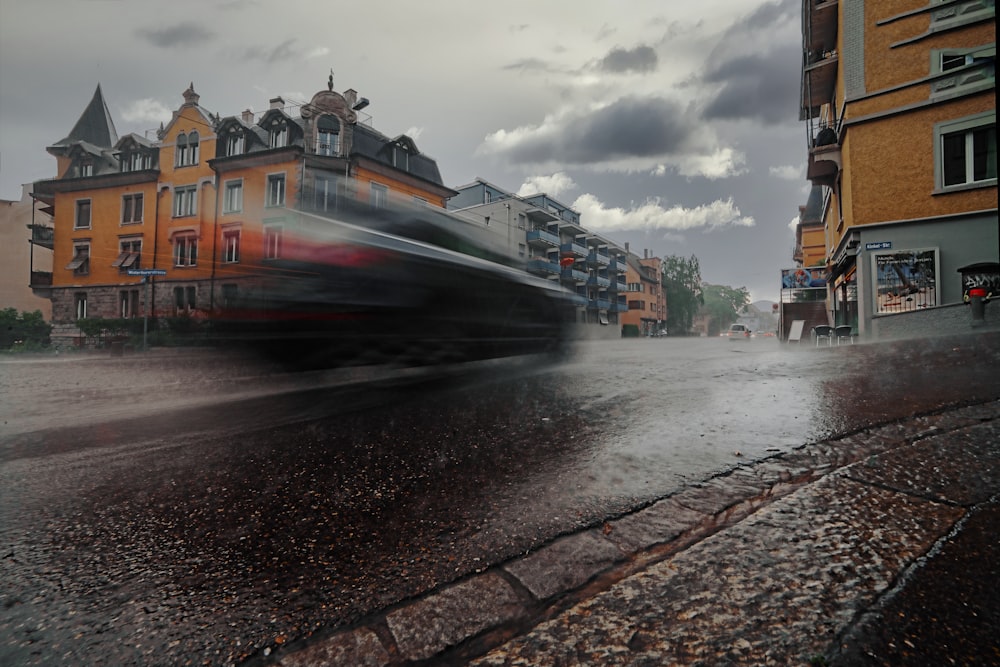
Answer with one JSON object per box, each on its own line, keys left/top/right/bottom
{"left": 865, "top": 241, "right": 892, "bottom": 250}
{"left": 127, "top": 269, "right": 167, "bottom": 276}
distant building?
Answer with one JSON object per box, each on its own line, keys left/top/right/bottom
{"left": 31, "top": 81, "right": 456, "bottom": 347}
{"left": 621, "top": 249, "right": 663, "bottom": 336}
{"left": 449, "top": 178, "right": 628, "bottom": 335}
{"left": 798, "top": 0, "right": 997, "bottom": 339}
{"left": 1, "top": 185, "right": 53, "bottom": 319}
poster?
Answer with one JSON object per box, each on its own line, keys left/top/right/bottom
{"left": 781, "top": 267, "right": 828, "bottom": 289}
{"left": 872, "top": 248, "right": 938, "bottom": 314}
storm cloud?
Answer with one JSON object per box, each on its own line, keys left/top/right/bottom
{"left": 139, "top": 22, "right": 215, "bottom": 48}
{"left": 597, "top": 45, "right": 658, "bottom": 74}
{"left": 702, "top": 45, "right": 800, "bottom": 125}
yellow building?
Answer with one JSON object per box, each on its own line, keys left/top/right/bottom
{"left": 32, "top": 81, "right": 457, "bottom": 346}
{"left": 800, "top": 0, "right": 997, "bottom": 339}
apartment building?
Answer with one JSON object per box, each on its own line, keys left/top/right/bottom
{"left": 448, "top": 179, "right": 629, "bottom": 333}
{"left": 1, "top": 185, "right": 53, "bottom": 319}
{"left": 621, "top": 250, "right": 665, "bottom": 336}
{"left": 800, "top": 0, "right": 997, "bottom": 339}
{"left": 31, "top": 81, "right": 456, "bottom": 346}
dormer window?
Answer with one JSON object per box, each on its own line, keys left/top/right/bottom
{"left": 269, "top": 123, "right": 288, "bottom": 148}
{"left": 79, "top": 162, "right": 93, "bottom": 177}
{"left": 392, "top": 145, "right": 409, "bottom": 170}
{"left": 316, "top": 116, "right": 340, "bottom": 156}
{"left": 121, "top": 151, "right": 151, "bottom": 173}
{"left": 175, "top": 131, "right": 200, "bottom": 166}
{"left": 225, "top": 132, "right": 244, "bottom": 157}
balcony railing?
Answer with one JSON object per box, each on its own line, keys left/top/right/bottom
{"left": 560, "top": 268, "right": 589, "bottom": 284}
{"left": 29, "top": 224, "right": 55, "bottom": 249}
{"left": 526, "top": 229, "right": 560, "bottom": 247}
{"left": 587, "top": 298, "right": 612, "bottom": 311}
{"left": 587, "top": 274, "right": 612, "bottom": 289}
{"left": 527, "top": 258, "right": 560, "bottom": 276}
{"left": 586, "top": 251, "right": 611, "bottom": 266}
{"left": 559, "top": 242, "right": 589, "bottom": 258}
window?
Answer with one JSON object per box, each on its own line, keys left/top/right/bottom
{"left": 66, "top": 243, "right": 90, "bottom": 275}
{"left": 122, "top": 151, "right": 150, "bottom": 172}
{"left": 518, "top": 243, "right": 526, "bottom": 258}
{"left": 392, "top": 146, "right": 409, "bottom": 170}
{"left": 225, "top": 132, "right": 244, "bottom": 157}
{"left": 174, "top": 286, "right": 197, "bottom": 313}
{"left": 222, "top": 228, "right": 240, "bottom": 263}
{"left": 175, "top": 131, "right": 199, "bottom": 166}
{"left": 223, "top": 180, "right": 243, "bottom": 213}
{"left": 173, "top": 186, "right": 197, "bottom": 217}
{"left": 264, "top": 225, "right": 282, "bottom": 259}
{"left": 628, "top": 300, "right": 645, "bottom": 310}
{"left": 518, "top": 213, "right": 526, "bottom": 229}
{"left": 316, "top": 116, "right": 340, "bottom": 156}
{"left": 370, "top": 181, "right": 388, "bottom": 209}
{"left": 174, "top": 234, "right": 198, "bottom": 267}
{"left": 122, "top": 193, "right": 143, "bottom": 224}
{"left": 79, "top": 162, "right": 93, "bottom": 177}
{"left": 112, "top": 238, "right": 141, "bottom": 272}
{"left": 313, "top": 176, "right": 339, "bottom": 212}
{"left": 932, "top": 45, "right": 996, "bottom": 99}
{"left": 120, "top": 289, "right": 140, "bottom": 318}
{"left": 75, "top": 293, "right": 88, "bottom": 320}
{"left": 936, "top": 112, "right": 997, "bottom": 190}
{"left": 267, "top": 174, "right": 286, "bottom": 207}
{"left": 75, "top": 199, "right": 91, "bottom": 229}
{"left": 269, "top": 124, "right": 288, "bottom": 148}
{"left": 221, "top": 283, "right": 239, "bottom": 309}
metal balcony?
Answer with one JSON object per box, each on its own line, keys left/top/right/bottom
{"left": 587, "top": 275, "right": 612, "bottom": 289}
{"left": 560, "top": 268, "right": 589, "bottom": 284}
{"left": 526, "top": 228, "right": 559, "bottom": 247}
{"left": 559, "top": 241, "right": 589, "bottom": 258}
{"left": 527, "top": 258, "right": 561, "bottom": 277}
{"left": 29, "top": 224, "right": 55, "bottom": 249}
{"left": 586, "top": 251, "right": 611, "bottom": 266}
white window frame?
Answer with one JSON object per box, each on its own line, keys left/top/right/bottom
{"left": 174, "top": 234, "right": 198, "bottom": 267}
{"left": 223, "top": 179, "right": 243, "bottom": 214}
{"left": 120, "top": 289, "right": 140, "bottom": 318}
{"left": 267, "top": 173, "right": 286, "bottom": 207}
{"left": 75, "top": 293, "right": 88, "bottom": 320}
{"left": 314, "top": 176, "right": 338, "bottom": 212}
{"left": 75, "top": 199, "right": 92, "bottom": 229}
{"left": 173, "top": 185, "right": 197, "bottom": 217}
{"left": 222, "top": 227, "right": 241, "bottom": 263}
{"left": 370, "top": 181, "right": 388, "bottom": 209}
{"left": 270, "top": 124, "right": 288, "bottom": 149}
{"left": 67, "top": 242, "right": 90, "bottom": 275}
{"left": 226, "top": 132, "right": 244, "bottom": 157}
{"left": 121, "top": 192, "right": 143, "bottom": 224}
{"left": 934, "top": 111, "right": 997, "bottom": 192}
{"left": 112, "top": 237, "right": 142, "bottom": 272}
{"left": 263, "top": 224, "right": 282, "bottom": 260}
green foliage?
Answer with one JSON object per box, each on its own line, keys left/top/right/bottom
{"left": 662, "top": 255, "right": 703, "bottom": 335}
{"left": 700, "top": 283, "right": 751, "bottom": 335}
{"left": 0, "top": 308, "right": 52, "bottom": 350}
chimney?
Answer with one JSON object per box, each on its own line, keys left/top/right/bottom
{"left": 625, "top": 242, "right": 630, "bottom": 254}
{"left": 241, "top": 109, "right": 254, "bottom": 124}
{"left": 344, "top": 88, "right": 358, "bottom": 109}
{"left": 269, "top": 96, "right": 285, "bottom": 110}
{"left": 644, "top": 248, "right": 649, "bottom": 259}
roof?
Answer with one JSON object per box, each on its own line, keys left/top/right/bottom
{"left": 801, "top": 185, "right": 825, "bottom": 225}
{"left": 352, "top": 123, "right": 445, "bottom": 186}
{"left": 50, "top": 84, "right": 118, "bottom": 151}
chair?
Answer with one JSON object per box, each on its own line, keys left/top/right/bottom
{"left": 835, "top": 325, "right": 854, "bottom": 345}
{"left": 812, "top": 325, "right": 834, "bottom": 346}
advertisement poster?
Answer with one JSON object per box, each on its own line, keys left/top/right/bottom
{"left": 781, "top": 267, "right": 828, "bottom": 289}
{"left": 873, "top": 248, "right": 938, "bottom": 314}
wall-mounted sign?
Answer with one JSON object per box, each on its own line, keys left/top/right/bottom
{"left": 866, "top": 241, "right": 892, "bottom": 250}
{"left": 127, "top": 269, "right": 167, "bottom": 276}
{"left": 872, "top": 248, "right": 938, "bottom": 314}
{"left": 781, "top": 267, "right": 828, "bottom": 289}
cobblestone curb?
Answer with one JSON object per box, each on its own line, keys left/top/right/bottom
{"left": 269, "top": 400, "right": 999, "bottom": 666}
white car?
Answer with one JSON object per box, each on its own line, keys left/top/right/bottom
{"left": 726, "top": 323, "right": 751, "bottom": 340}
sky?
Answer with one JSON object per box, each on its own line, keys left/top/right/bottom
{"left": 0, "top": 0, "right": 809, "bottom": 303}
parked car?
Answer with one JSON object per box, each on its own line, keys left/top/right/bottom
{"left": 726, "top": 323, "right": 751, "bottom": 340}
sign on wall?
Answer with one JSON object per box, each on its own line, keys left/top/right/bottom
{"left": 781, "top": 267, "right": 828, "bottom": 289}
{"left": 872, "top": 248, "right": 939, "bottom": 314}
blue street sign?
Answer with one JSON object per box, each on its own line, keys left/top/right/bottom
{"left": 127, "top": 269, "right": 167, "bottom": 276}
{"left": 866, "top": 241, "right": 892, "bottom": 250}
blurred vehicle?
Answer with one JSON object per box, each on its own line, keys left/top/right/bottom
{"left": 726, "top": 323, "right": 751, "bottom": 340}
{"left": 209, "top": 199, "right": 576, "bottom": 369}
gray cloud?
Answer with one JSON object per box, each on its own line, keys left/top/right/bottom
{"left": 598, "top": 45, "right": 658, "bottom": 74}
{"left": 486, "top": 96, "right": 701, "bottom": 165}
{"left": 702, "top": 45, "right": 800, "bottom": 125}
{"left": 139, "top": 22, "right": 214, "bottom": 48}
{"left": 502, "top": 57, "right": 561, "bottom": 73}
{"left": 241, "top": 39, "right": 300, "bottom": 64}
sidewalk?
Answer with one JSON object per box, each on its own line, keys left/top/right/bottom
{"left": 268, "top": 399, "right": 999, "bottom": 666}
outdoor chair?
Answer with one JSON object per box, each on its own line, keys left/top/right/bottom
{"left": 835, "top": 325, "right": 854, "bottom": 345}
{"left": 812, "top": 325, "right": 834, "bottom": 346}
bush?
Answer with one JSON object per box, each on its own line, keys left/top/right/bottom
{"left": 0, "top": 308, "right": 52, "bottom": 350}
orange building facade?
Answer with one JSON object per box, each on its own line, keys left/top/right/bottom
{"left": 798, "top": 0, "right": 997, "bottom": 339}
{"left": 32, "top": 81, "right": 456, "bottom": 346}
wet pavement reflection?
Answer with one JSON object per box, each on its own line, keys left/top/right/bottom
{"left": 1, "top": 332, "right": 998, "bottom": 665}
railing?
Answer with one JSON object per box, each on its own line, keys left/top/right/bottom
{"left": 587, "top": 298, "right": 612, "bottom": 310}
{"left": 526, "top": 229, "right": 559, "bottom": 246}
{"left": 586, "top": 251, "right": 611, "bottom": 266}
{"left": 29, "top": 224, "right": 55, "bottom": 248}
{"left": 587, "top": 275, "right": 611, "bottom": 288}
{"left": 527, "top": 259, "right": 560, "bottom": 276}
{"left": 560, "top": 268, "right": 589, "bottom": 283}
{"left": 559, "top": 242, "right": 588, "bottom": 257}
{"left": 30, "top": 270, "right": 53, "bottom": 287}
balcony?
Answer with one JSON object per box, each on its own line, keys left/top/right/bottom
{"left": 30, "top": 271, "right": 53, "bottom": 298}
{"left": 609, "top": 278, "right": 626, "bottom": 292}
{"left": 525, "top": 207, "right": 559, "bottom": 224}
{"left": 807, "top": 139, "right": 842, "bottom": 187}
{"left": 587, "top": 298, "right": 612, "bottom": 311}
{"left": 568, "top": 292, "right": 588, "bottom": 307}
{"left": 612, "top": 299, "right": 628, "bottom": 313}
{"left": 559, "top": 241, "right": 589, "bottom": 258}
{"left": 526, "top": 228, "right": 559, "bottom": 248}
{"left": 527, "top": 258, "right": 560, "bottom": 277}
{"left": 802, "top": 50, "right": 838, "bottom": 115}
{"left": 586, "top": 251, "right": 611, "bottom": 266}
{"left": 587, "top": 274, "right": 612, "bottom": 289}
{"left": 29, "top": 224, "right": 55, "bottom": 249}
{"left": 560, "top": 268, "right": 589, "bottom": 284}
{"left": 806, "top": 0, "right": 838, "bottom": 55}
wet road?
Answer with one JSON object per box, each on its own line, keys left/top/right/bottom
{"left": 2, "top": 332, "right": 998, "bottom": 665}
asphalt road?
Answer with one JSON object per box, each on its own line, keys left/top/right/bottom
{"left": 2, "top": 331, "right": 998, "bottom": 665}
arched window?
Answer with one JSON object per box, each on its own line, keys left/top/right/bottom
{"left": 269, "top": 122, "right": 287, "bottom": 149}
{"left": 316, "top": 115, "right": 341, "bottom": 156}
{"left": 175, "top": 133, "right": 188, "bottom": 167}
{"left": 188, "top": 131, "right": 200, "bottom": 165}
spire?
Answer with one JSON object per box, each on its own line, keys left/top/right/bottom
{"left": 183, "top": 82, "right": 200, "bottom": 106}
{"left": 51, "top": 84, "right": 119, "bottom": 150}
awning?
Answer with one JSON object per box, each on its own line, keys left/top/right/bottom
{"left": 65, "top": 255, "right": 87, "bottom": 270}
{"left": 111, "top": 251, "right": 130, "bottom": 268}
{"left": 121, "top": 252, "right": 139, "bottom": 269}
{"left": 598, "top": 312, "right": 609, "bottom": 325}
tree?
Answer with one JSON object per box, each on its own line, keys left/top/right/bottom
{"left": 0, "top": 309, "right": 52, "bottom": 350}
{"left": 700, "top": 284, "right": 751, "bottom": 335}
{"left": 661, "top": 255, "right": 703, "bottom": 335}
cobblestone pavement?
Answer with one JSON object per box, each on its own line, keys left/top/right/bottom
{"left": 269, "top": 400, "right": 999, "bottom": 666}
